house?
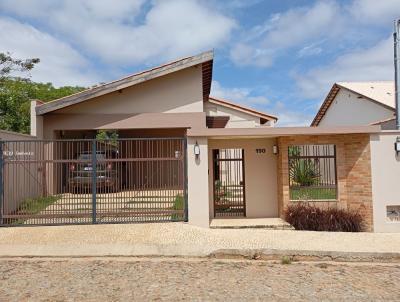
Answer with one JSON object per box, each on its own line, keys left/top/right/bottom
{"left": 1, "top": 51, "right": 398, "bottom": 232}
{"left": 311, "top": 81, "right": 396, "bottom": 129}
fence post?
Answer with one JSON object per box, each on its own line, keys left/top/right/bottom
{"left": 91, "top": 140, "right": 97, "bottom": 224}
{"left": 0, "top": 140, "right": 3, "bottom": 225}
{"left": 183, "top": 137, "right": 188, "bottom": 222}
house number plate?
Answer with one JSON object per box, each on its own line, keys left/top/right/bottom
{"left": 256, "top": 148, "right": 266, "bottom": 154}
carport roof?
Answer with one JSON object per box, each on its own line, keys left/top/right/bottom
{"left": 36, "top": 50, "right": 214, "bottom": 115}
{"left": 187, "top": 125, "right": 381, "bottom": 138}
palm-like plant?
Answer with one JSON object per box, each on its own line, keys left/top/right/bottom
{"left": 289, "top": 159, "right": 320, "bottom": 186}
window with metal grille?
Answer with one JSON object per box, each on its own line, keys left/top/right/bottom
{"left": 288, "top": 144, "right": 337, "bottom": 201}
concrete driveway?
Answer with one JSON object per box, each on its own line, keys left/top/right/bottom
{"left": 1, "top": 223, "right": 400, "bottom": 259}
{"left": 24, "top": 189, "right": 182, "bottom": 224}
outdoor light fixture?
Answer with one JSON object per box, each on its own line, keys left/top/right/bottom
{"left": 194, "top": 141, "right": 200, "bottom": 158}
{"left": 272, "top": 145, "right": 279, "bottom": 155}
{"left": 395, "top": 137, "right": 400, "bottom": 156}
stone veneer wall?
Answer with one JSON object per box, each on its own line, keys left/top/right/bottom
{"left": 277, "top": 134, "right": 373, "bottom": 231}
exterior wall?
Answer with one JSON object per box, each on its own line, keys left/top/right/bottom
{"left": 0, "top": 131, "right": 41, "bottom": 214}
{"left": 0, "top": 130, "right": 36, "bottom": 141}
{"left": 30, "top": 100, "right": 43, "bottom": 137}
{"left": 187, "top": 137, "right": 210, "bottom": 227}
{"left": 277, "top": 134, "right": 374, "bottom": 231}
{"left": 370, "top": 132, "right": 400, "bottom": 232}
{"left": 208, "top": 138, "right": 278, "bottom": 219}
{"left": 41, "top": 112, "right": 206, "bottom": 140}
{"left": 318, "top": 89, "right": 394, "bottom": 127}
{"left": 204, "top": 101, "right": 261, "bottom": 128}
{"left": 53, "top": 67, "right": 203, "bottom": 115}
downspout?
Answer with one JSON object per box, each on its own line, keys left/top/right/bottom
{"left": 394, "top": 19, "right": 400, "bottom": 130}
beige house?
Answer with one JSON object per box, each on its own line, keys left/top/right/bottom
{"left": 312, "top": 81, "right": 396, "bottom": 129}
{"left": 19, "top": 51, "right": 400, "bottom": 232}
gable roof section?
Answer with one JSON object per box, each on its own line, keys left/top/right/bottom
{"left": 208, "top": 96, "right": 278, "bottom": 123}
{"left": 36, "top": 50, "right": 214, "bottom": 115}
{"left": 311, "top": 81, "right": 395, "bottom": 126}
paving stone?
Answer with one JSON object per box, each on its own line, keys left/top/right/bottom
{"left": 0, "top": 258, "right": 399, "bottom": 301}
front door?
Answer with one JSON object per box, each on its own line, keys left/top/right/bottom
{"left": 213, "top": 149, "right": 246, "bottom": 217}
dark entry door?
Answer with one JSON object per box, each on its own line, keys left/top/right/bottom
{"left": 213, "top": 149, "right": 246, "bottom": 217}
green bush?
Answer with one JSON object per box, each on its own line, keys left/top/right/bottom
{"left": 281, "top": 256, "right": 292, "bottom": 265}
{"left": 284, "top": 202, "right": 364, "bottom": 232}
{"left": 290, "top": 159, "right": 320, "bottom": 186}
{"left": 171, "top": 195, "right": 184, "bottom": 221}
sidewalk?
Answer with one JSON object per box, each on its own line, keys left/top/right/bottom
{"left": 0, "top": 223, "right": 400, "bottom": 259}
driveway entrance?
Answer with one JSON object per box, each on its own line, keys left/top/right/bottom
{"left": 0, "top": 138, "right": 187, "bottom": 226}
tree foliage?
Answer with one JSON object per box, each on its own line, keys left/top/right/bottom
{"left": 0, "top": 52, "right": 39, "bottom": 81}
{"left": 0, "top": 52, "right": 86, "bottom": 134}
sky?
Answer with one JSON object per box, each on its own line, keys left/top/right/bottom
{"left": 0, "top": 0, "right": 399, "bottom": 126}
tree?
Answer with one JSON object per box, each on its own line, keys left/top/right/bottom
{"left": 0, "top": 52, "right": 85, "bottom": 133}
{"left": 0, "top": 52, "right": 39, "bottom": 81}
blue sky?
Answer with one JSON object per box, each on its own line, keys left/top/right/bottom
{"left": 0, "top": 0, "right": 399, "bottom": 125}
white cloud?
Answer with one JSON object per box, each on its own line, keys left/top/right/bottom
{"left": 210, "top": 80, "right": 314, "bottom": 126}
{"left": 348, "top": 0, "right": 400, "bottom": 25}
{"left": 211, "top": 80, "right": 270, "bottom": 106}
{"left": 0, "top": 17, "right": 99, "bottom": 87}
{"left": 230, "top": 1, "right": 342, "bottom": 67}
{"left": 297, "top": 41, "right": 324, "bottom": 58}
{"left": 294, "top": 37, "right": 394, "bottom": 99}
{"left": 275, "top": 111, "right": 313, "bottom": 127}
{"left": 0, "top": 0, "right": 235, "bottom": 65}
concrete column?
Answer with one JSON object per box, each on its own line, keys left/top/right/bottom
{"left": 30, "top": 100, "right": 43, "bottom": 138}
{"left": 187, "top": 137, "right": 210, "bottom": 227}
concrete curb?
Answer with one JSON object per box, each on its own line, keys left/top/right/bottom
{"left": 209, "top": 249, "right": 400, "bottom": 263}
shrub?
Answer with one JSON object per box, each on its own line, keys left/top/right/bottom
{"left": 281, "top": 256, "right": 292, "bottom": 265}
{"left": 171, "top": 195, "right": 184, "bottom": 221}
{"left": 289, "top": 159, "right": 320, "bottom": 186}
{"left": 284, "top": 202, "right": 364, "bottom": 232}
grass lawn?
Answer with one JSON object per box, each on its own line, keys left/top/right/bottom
{"left": 12, "top": 195, "right": 60, "bottom": 225}
{"left": 290, "top": 187, "right": 337, "bottom": 201}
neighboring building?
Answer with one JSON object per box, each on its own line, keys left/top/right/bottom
{"left": 311, "top": 81, "right": 396, "bottom": 129}
{"left": 1, "top": 51, "right": 398, "bottom": 233}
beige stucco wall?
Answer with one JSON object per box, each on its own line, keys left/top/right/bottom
{"left": 55, "top": 67, "right": 204, "bottom": 115}
{"left": 318, "top": 88, "right": 394, "bottom": 126}
{"left": 30, "top": 100, "right": 43, "bottom": 138}
{"left": 370, "top": 132, "right": 400, "bottom": 232}
{"left": 40, "top": 112, "right": 206, "bottom": 140}
{"left": 204, "top": 101, "right": 261, "bottom": 128}
{"left": 208, "top": 138, "right": 278, "bottom": 219}
{"left": 187, "top": 137, "right": 210, "bottom": 227}
{"left": 0, "top": 132, "right": 41, "bottom": 214}
{"left": 37, "top": 66, "right": 205, "bottom": 139}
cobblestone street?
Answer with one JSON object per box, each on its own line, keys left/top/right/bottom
{"left": 0, "top": 258, "right": 399, "bottom": 301}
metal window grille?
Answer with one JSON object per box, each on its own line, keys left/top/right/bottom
{"left": 288, "top": 144, "right": 337, "bottom": 201}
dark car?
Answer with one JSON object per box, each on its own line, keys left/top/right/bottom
{"left": 67, "top": 150, "right": 119, "bottom": 193}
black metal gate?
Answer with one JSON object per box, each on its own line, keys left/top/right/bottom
{"left": 0, "top": 138, "right": 187, "bottom": 226}
{"left": 213, "top": 148, "right": 246, "bottom": 217}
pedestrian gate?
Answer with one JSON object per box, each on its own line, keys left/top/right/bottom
{"left": 213, "top": 148, "right": 246, "bottom": 217}
{"left": 0, "top": 138, "right": 187, "bottom": 226}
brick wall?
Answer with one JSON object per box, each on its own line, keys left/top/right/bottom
{"left": 277, "top": 134, "right": 373, "bottom": 231}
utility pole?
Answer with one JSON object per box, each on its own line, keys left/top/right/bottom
{"left": 394, "top": 19, "right": 400, "bottom": 130}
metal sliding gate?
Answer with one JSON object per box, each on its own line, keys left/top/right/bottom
{"left": 0, "top": 138, "right": 187, "bottom": 226}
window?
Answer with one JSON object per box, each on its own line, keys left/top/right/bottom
{"left": 387, "top": 206, "right": 400, "bottom": 222}
{"left": 288, "top": 144, "right": 337, "bottom": 201}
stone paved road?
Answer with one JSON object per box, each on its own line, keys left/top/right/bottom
{"left": 0, "top": 258, "right": 399, "bottom": 301}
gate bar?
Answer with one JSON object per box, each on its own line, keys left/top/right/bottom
{"left": 91, "top": 140, "right": 97, "bottom": 224}
{"left": 184, "top": 137, "right": 188, "bottom": 222}
{"left": 0, "top": 141, "right": 3, "bottom": 225}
